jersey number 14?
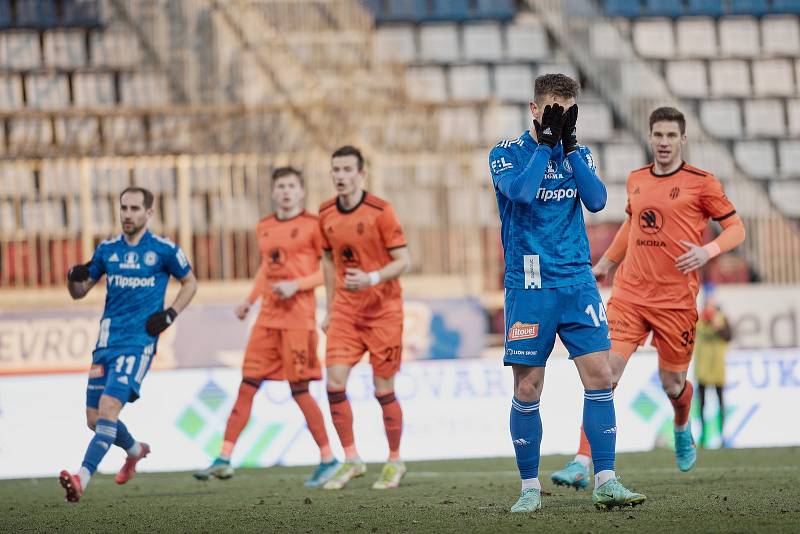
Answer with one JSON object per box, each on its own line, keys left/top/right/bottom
{"left": 585, "top": 303, "right": 608, "bottom": 327}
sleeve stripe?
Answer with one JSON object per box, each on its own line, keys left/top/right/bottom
{"left": 713, "top": 210, "right": 737, "bottom": 222}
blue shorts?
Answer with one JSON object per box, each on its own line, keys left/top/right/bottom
{"left": 503, "top": 282, "right": 611, "bottom": 367}
{"left": 86, "top": 344, "right": 155, "bottom": 408}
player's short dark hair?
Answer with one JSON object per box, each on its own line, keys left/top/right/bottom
{"left": 271, "top": 166, "right": 304, "bottom": 187}
{"left": 649, "top": 106, "right": 686, "bottom": 134}
{"left": 120, "top": 186, "right": 154, "bottom": 209}
{"left": 534, "top": 73, "right": 580, "bottom": 104}
{"left": 331, "top": 145, "right": 364, "bottom": 171}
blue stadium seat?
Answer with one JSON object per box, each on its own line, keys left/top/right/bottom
{"left": 730, "top": 0, "right": 768, "bottom": 16}
{"left": 642, "top": 0, "right": 683, "bottom": 17}
{"left": 604, "top": 0, "right": 641, "bottom": 18}
{"left": 63, "top": 0, "right": 102, "bottom": 27}
{"left": 771, "top": 0, "right": 800, "bottom": 15}
{"left": 15, "top": 0, "right": 58, "bottom": 28}
{"left": 686, "top": 0, "right": 725, "bottom": 16}
{"left": 381, "top": 0, "right": 427, "bottom": 22}
{"left": 431, "top": 0, "right": 469, "bottom": 21}
{"left": 0, "top": 0, "right": 12, "bottom": 29}
{"left": 473, "top": 0, "right": 515, "bottom": 20}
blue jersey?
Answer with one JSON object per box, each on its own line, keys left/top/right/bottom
{"left": 489, "top": 131, "right": 599, "bottom": 290}
{"left": 87, "top": 230, "right": 192, "bottom": 351}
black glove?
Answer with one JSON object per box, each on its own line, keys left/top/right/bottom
{"left": 561, "top": 104, "right": 579, "bottom": 154}
{"left": 533, "top": 103, "right": 565, "bottom": 148}
{"left": 145, "top": 308, "right": 178, "bottom": 336}
{"left": 67, "top": 262, "right": 92, "bottom": 282}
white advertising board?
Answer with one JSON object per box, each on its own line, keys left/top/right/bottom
{"left": 0, "top": 349, "right": 797, "bottom": 479}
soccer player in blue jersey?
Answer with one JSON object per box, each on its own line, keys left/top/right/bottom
{"left": 489, "top": 73, "right": 645, "bottom": 512}
{"left": 59, "top": 186, "right": 198, "bottom": 503}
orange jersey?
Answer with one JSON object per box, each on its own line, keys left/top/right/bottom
{"left": 613, "top": 162, "right": 737, "bottom": 309}
{"left": 319, "top": 192, "right": 407, "bottom": 325}
{"left": 249, "top": 211, "right": 323, "bottom": 329}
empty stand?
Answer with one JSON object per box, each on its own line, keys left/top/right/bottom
{"left": 373, "top": 25, "right": 416, "bottom": 63}
{"left": 734, "top": 140, "right": 776, "bottom": 179}
{"left": 718, "top": 16, "right": 759, "bottom": 58}
{"left": 0, "top": 31, "right": 41, "bottom": 69}
{"left": 405, "top": 66, "right": 447, "bottom": 101}
{"left": 43, "top": 29, "right": 86, "bottom": 68}
{"left": 676, "top": 17, "right": 717, "bottom": 58}
{"left": 24, "top": 73, "right": 70, "bottom": 110}
{"left": 504, "top": 20, "right": 550, "bottom": 60}
{"left": 602, "top": 142, "right": 647, "bottom": 183}
{"left": 744, "top": 99, "right": 785, "bottom": 138}
{"left": 418, "top": 23, "right": 459, "bottom": 62}
{"left": 0, "top": 74, "right": 23, "bottom": 110}
{"left": 633, "top": 18, "right": 675, "bottom": 59}
{"left": 73, "top": 71, "right": 116, "bottom": 107}
{"left": 493, "top": 64, "right": 534, "bottom": 102}
{"left": 752, "top": 59, "right": 795, "bottom": 97}
{"left": 448, "top": 65, "right": 490, "bottom": 100}
{"left": 666, "top": 60, "right": 708, "bottom": 98}
{"left": 462, "top": 22, "right": 502, "bottom": 61}
{"left": 761, "top": 16, "right": 800, "bottom": 57}
{"left": 709, "top": 59, "right": 751, "bottom": 97}
{"left": 769, "top": 182, "right": 800, "bottom": 217}
{"left": 777, "top": 140, "right": 800, "bottom": 178}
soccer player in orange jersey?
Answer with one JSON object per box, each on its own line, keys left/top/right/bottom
{"left": 317, "top": 145, "right": 411, "bottom": 490}
{"left": 551, "top": 107, "right": 746, "bottom": 488}
{"left": 194, "top": 167, "right": 340, "bottom": 487}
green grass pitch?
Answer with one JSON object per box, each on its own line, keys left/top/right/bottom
{"left": 2, "top": 447, "right": 798, "bottom": 533}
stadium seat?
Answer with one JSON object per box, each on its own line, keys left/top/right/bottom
{"left": 676, "top": 17, "right": 717, "bottom": 58}
{"left": 752, "top": 59, "right": 795, "bottom": 96}
{"left": 474, "top": 0, "right": 515, "bottom": 20}
{"left": 92, "top": 164, "right": 130, "bottom": 194}
{"left": 687, "top": 142, "right": 735, "bottom": 180}
{"left": 700, "top": 99, "right": 743, "bottom": 138}
{"left": 620, "top": 61, "right": 668, "bottom": 97}
{"left": 602, "top": 143, "right": 646, "bottom": 182}
{"left": 43, "top": 30, "right": 86, "bottom": 69}
{"left": 133, "top": 160, "right": 176, "bottom": 194}
{"left": 437, "top": 106, "right": 481, "bottom": 145}
{"left": 90, "top": 30, "right": 142, "bottom": 68}
{"left": 404, "top": 67, "right": 447, "bottom": 102}
{"left": 431, "top": 0, "right": 469, "bottom": 22}
{"left": 709, "top": 59, "right": 751, "bottom": 96}
{"left": 777, "top": 140, "right": 800, "bottom": 177}
{"left": 418, "top": 23, "right": 459, "bottom": 62}
{"left": 718, "top": 16, "right": 760, "bottom": 58}
{"left": 761, "top": 16, "right": 800, "bottom": 57}
{"left": 15, "top": 0, "right": 57, "bottom": 28}
{"left": 120, "top": 72, "right": 170, "bottom": 107}
{"left": 729, "top": 0, "right": 768, "bottom": 17}
{"left": 589, "top": 20, "right": 627, "bottom": 59}
{"left": 0, "top": 74, "right": 24, "bottom": 110}
{"left": 40, "top": 160, "right": 80, "bottom": 196}
{"left": 633, "top": 18, "right": 675, "bottom": 59}
{"left": 588, "top": 184, "right": 627, "bottom": 222}
{"left": 0, "top": 162, "right": 34, "bottom": 197}
{"left": 577, "top": 102, "right": 613, "bottom": 142}
{"left": 191, "top": 196, "right": 208, "bottom": 232}
{"left": 642, "top": 0, "right": 684, "bottom": 18}
{"left": 769, "top": 181, "right": 800, "bottom": 217}
{"left": 0, "top": 0, "right": 11, "bottom": 29}
{"left": 449, "top": 65, "right": 490, "bottom": 100}
{"left": 0, "top": 201, "right": 16, "bottom": 232}
{"left": 493, "top": 64, "right": 534, "bottom": 102}
{"left": 666, "top": 60, "right": 708, "bottom": 97}
{"left": 22, "top": 201, "right": 65, "bottom": 232}
{"left": 484, "top": 104, "right": 524, "bottom": 143}
{"left": 504, "top": 21, "right": 550, "bottom": 60}
{"left": 379, "top": 0, "right": 426, "bottom": 22}
{"left": 62, "top": 0, "right": 102, "bottom": 26}
{"left": 92, "top": 198, "right": 114, "bottom": 232}
{"left": 686, "top": 0, "right": 724, "bottom": 16}
{"left": 73, "top": 72, "right": 115, "bottom": 107}
{"left": 771, "top": 0, "right": 800, "bottom": 15}
{"left": 24, "top": 74, "right": 70, "bottom": 110}
{"left": 734, "top": 140, "right": 776, "bottom": 179}
{"left": 102, "top": 116, "right": 147, "bottom": 153}
{"left": 462, "top": 22, "right": 503, "bottom": 62}
{"left": 788, "top": 99, "right": 800, "bottom": 137}
{"left": 150, "top": 115, "right": 192, "bottom": 153}
{"left": 537, "top": 63, "right": 579, "bottom": 81}
{"left": 54, "top": 117, "right": 100, "bottom": 150}
{"left": 743, "top": 99, "right": 785, "bottom": 138}
{"left": 374, "top": 25, "right": 416, "bottom": 63}
{"left": 0, "top": 31, "right": 42, "bottom": 69}
{"left": 603, "top": 0, "right": 640, "bottom": 18}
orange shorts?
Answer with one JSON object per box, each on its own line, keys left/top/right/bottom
{"left": 607, "top": 298, "right": 698, "bottom": 372}
{"left": 325, "top": 318, "right": 403, "bottom": 379}
{"left": 243, "top": 325, "right": 321, "bottom": 383}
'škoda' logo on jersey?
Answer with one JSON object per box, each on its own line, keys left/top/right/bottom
{"left": 267, "top": 248, "right": 287, "bottom": 270}
{"left": 340, "top": 245, "right": 360, "bottom": 268}
{"left": 508, "top": 321, "right": 539, "bottom": 342}
{"left": 639, "top": 208, "right": 663, "bottom": 234}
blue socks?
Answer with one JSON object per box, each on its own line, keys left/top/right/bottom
{"left": 82, "top": 418, "right": 117, "bottom": 475}
{"left": 583, "top": 389, "right": 616, "bottom": 474}
{"left": 510, "top": 397, "right": 542, "bottom": 480}
{"left": 114, "top": 420, "right": 136, "bottom": 451}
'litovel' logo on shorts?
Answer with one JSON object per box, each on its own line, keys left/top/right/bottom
{"left": 508, "top": 321, "right": 539, "bottom": 341}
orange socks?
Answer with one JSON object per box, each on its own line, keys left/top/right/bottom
{"left": 376, "top": 391, "right": 403, "bottom": 462}
{"left": 328, "top": 389, "right": 359, "bottom": 459}
{"left": 290, "top": 382, "right": 333, "bottom": 462}
{"left": 669, "top": 380, "right": 694, "bottom": 428}
{"left": 221, "top": 379, "right": 261, "bottom": 460}
{"left": 577, "top": 425, "right": 592, "bottom": 458}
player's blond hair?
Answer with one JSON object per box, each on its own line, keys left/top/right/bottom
{"left": 534, "top": 73, "right": 580, "bottom": 104}
{"left": 649, "top": 107, "right": 686, "bottom": 134}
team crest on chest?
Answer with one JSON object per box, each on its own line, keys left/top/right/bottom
{"left": 120, "top": 252, "right": 140, "bottom": 269}
{"left": 357, "top": 223, "right": 365, "bottom": 236}
{"left": 290, "top": 228, "right": 299, "bottom": 239}
{"left": 563, "top": 159, "right": 572, "bottom": 173}
{"left": 144, "top": 251, "right": 157, "bottom": 266}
